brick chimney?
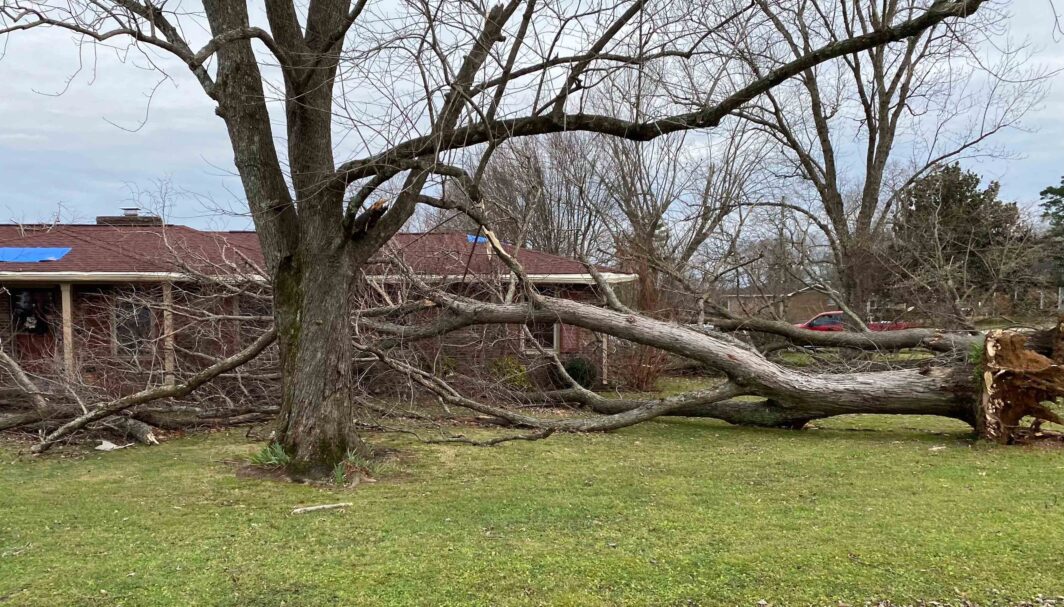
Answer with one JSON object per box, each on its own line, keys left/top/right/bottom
{"left": 96, "top": 207, "right": 164, "bottom": 227}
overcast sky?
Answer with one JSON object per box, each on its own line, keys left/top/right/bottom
{"left": 1, "top": 2, "right": 1063, "bottom": 231}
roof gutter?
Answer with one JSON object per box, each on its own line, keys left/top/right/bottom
{"left": 372, "top": 272, "right": 639, "bottom": 285}
{"left": 0, "top": 271, "right": 189, "bottom": 283}
{"left": 0, "top": 271, "right": 639, "bottom": 285}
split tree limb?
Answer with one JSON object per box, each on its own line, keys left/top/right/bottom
{"left": 977, "top": 327, "right": 1064, "bottom": 443}
{"left": 30, "top": 328, "right": 277, "bottom": 454}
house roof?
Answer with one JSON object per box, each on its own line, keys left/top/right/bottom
{"left": 0, "top": 224, "right": 263, "bottom": 280}
{"left": 382, "top": 232, "right": 631, "bottom": 283}
{"left": 0, "top": 224, "right": 635, "bottom": 285}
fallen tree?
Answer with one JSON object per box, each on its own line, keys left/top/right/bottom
{"left": 348, "top": 215, "right": 1064, "bottom": 444}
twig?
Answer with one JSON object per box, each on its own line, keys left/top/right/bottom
{"left": 291, "top": 503, "right": 353, "bottom": 515}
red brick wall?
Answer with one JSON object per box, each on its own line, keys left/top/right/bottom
{"left": 0, "top": 289, "right": 11, "bottom": 354}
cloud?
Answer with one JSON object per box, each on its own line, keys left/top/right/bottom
{"left": 0, "top": 3, "right": 1062, "bottom": 230}
{"left": 0, "top": 28, "right": 245, "bottom": 228}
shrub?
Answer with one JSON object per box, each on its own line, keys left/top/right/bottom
{"left": 615, "top": 343, "right": 669, "bottom": 392}
{"left": 549, "top": 356, "right": 599, "bottom": 389}
{"left": 490, "top": 355, "right": 534, "bottom": 390}
{"left": 249, "top": 442, "right": 291, "bottom": 469}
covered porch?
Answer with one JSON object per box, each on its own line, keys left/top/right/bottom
{"left": 0, "top": 277, "right": 177, "bottom": 385}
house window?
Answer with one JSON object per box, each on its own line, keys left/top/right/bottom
{"left": 10, "top": 289, "right": 54, "bottom": 335}
{"left": 114, "top": 302, "right": 154, "bottom": 355}
{"left": 523, "top": 321, "right": 559, "bottom": 353}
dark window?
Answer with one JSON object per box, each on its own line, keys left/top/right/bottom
{"left": 10, "top": 289, "right": 54, "bottom": 335}
{"left": 115, "top": 302, "right": 154, "bottom": 354}
{"left": 524, "top": 321, "right": 557, "bottom": 352}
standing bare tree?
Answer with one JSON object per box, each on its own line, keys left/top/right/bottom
{"left": 452, "top": 133, "right": 613, "bottom": 260}
{"left": 731, "top": 0, "right": 1044, "bottom": 313}
{"left": 2, "top": 0, "right": 1003, "bottom": 473}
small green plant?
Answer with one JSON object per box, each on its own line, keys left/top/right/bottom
{"left": 249, "top": 442, "right": 291, "bottom": 469}
{"left": 331, "top": 450, "right": 397, "bottom": 485}
{"left": 969, "top": 336, "right": 987, "bottom": 386}
{"left": 968, "top": 337, "right": 985, "bottom": 366}
{"left": 490, "top": 355, "right": 533, "bottom": 390}
{"left": 331, "top": 461, "right": 348, "bottom": 485}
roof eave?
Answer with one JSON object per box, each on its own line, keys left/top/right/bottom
{"left": 0, "top": 270, "right": 640, "bottom": 285}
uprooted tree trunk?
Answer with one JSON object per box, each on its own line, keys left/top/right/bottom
{"left": 975, "top": 327, "right": 1064, "bottom": 443}
{"left": 403, "top": 290, "right": 1064, "bottom": 442}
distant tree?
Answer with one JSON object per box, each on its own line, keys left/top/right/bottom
{"left": 1039, "top": 177, "right": 1064, "bottom": 284}
{"left": 732, "top": 0, "right": 1045, "bottom": 316}
{"left": 888, "top": 164, "right": 1040, "bottom": 326}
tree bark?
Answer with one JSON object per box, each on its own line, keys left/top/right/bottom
{"left": 546, "top": 391, "right": 823, "bottom": 428}
{"left": 274, "top": 243, "right": 366, "bottom": 473}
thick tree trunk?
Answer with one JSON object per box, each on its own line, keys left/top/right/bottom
{"left": 274, "top": 242, "right": 366, "bottom": 474}
{"left": 203, "top": 0, "right": 366, "bottom": 475}
{"left": 838, "top": 238, "right": 877, "bottom": 319}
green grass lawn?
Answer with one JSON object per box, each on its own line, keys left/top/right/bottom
{"left": 2, "top": 414, "right": 1063, "bottom": 606}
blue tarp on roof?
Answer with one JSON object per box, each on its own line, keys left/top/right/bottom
{"left": 466, "top": 234, "right": 488, "bottom": 244}
{"left": 0, "top": 247, "right": 72, "bottom": 262}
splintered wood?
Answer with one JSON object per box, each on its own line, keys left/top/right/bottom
{"left": 979, "top": 319, "right": 1064, "bottom": 443}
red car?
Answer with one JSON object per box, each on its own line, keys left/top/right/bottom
{"left": 795, "top": 311, "right": 915, "bottom": 332}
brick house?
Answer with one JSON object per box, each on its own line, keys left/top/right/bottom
{"left": 0, "top": 211, "right": 635, "bottom": 387}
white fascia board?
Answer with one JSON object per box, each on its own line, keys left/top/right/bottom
{"left": 0, "top": 271, "right": 185, "bottom": 282}
{"left": 371, "top": 272, "right": 640, "bottom": 285}
{"left": 0, "top": 270, "right": 638, "bottom": 285}
{"left": 0, "top": 271, "right": 268, "bottom": 283}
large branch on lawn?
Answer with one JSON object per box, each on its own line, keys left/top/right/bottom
{"left": 335, "top": 0, "right": 986, "bottom": 184}
{"left": 708, "top": 316, "right": 980, "bottom": 353}
{"left": 0, "top": 341, "right": 51, "bottom": 415}
{"left": 419, "top": 293, "right": 1064, "bottom": 439}
{"left": 30, "top": 328, "right": 277, "bottom": 454}
{"left": 430, "top": 294, "right": 979, "bottom": 420}
{"left": 543, "top": 389, "right": 824, "bottom": 429}
{"left": 356, "top": 340, "right": 746, "bottom": 432}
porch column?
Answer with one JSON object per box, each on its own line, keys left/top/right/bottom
{"left": 60, "top": 283, "right": 74, "bottom": 379}
{"left": 162, "top": 282, "right": 176, "bottom": 386}
{"left": 600, "top": 333, "right": 609, "bottom": 386}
